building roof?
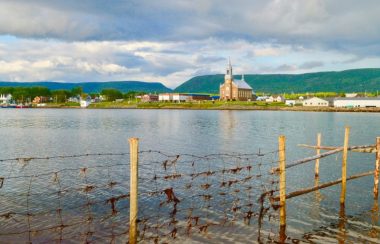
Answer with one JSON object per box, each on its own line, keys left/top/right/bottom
{"left": 335, "top": 97, "right": 380, "bottom": 101}
{"left": 303, "top": 97, "right": 334, "bottom": 102}
{"left": 233, "top": 79, "right": 252, "bottom": 89}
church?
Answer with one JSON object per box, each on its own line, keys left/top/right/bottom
{"left": 220, "top": 59, "right": 253, "bottom": 101}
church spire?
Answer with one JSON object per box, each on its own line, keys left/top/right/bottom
{"left": 225, "top": 57, "right": 233, "bottom": 83}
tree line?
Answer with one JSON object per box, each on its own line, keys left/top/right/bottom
{"left": 0, "top": 86, "right": 146, "bottom": 103}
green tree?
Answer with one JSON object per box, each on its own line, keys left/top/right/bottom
{"left": 51, "top": 90, "right": 71, "bottom": 103}
{"left": 101, "top": 88, "right": 123, "bottom": 101}
{"left": 71, "top": 86, "right": 83, "bottom": 97}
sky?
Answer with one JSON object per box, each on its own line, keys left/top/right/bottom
{"left": 0, "top": 0, "right": 379, "bottom": 88}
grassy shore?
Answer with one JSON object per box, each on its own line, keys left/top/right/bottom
{"left": 34, "top": 100, "right": 380, "bottom": 112}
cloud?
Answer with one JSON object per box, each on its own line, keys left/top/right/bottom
{"left": 0, "top": 1, "right": 380, "bottom": 87}
{"left": 299, "top": 61, "right": 324, "bottom": 69}
{"left": 1, "top": 37, "right": 380, "bottom": 88}
{"left": 0, "top": 0, "right": 379, "bottom": 50}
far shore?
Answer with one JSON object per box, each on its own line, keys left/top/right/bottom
{"left": 21, "top": 102, "right": 380, "bottom": 113}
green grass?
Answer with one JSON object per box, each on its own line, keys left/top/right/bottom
{"left": 88, "top": 100, "right": 287, "bottom": 109}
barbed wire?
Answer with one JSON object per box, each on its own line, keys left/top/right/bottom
{"left": 0, "top": 149, "right": 281, "bottom": 243}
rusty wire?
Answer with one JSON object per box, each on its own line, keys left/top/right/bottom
{"left": 0, "top": 150, "right": 281, "bottom": 243}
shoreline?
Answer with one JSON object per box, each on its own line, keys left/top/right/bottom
{"left": 14, "top": 104, "right": 380, "bottom": 113}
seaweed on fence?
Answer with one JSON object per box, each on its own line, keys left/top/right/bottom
{"left": 0, "top": 149, "right": 280, "bottom": 243}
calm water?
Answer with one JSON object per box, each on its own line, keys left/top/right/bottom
{"left": 0, "top": 109, "right": 379, "bottom": 242}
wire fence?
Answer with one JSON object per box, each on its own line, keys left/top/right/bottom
{"left": 0, "top": 149, "right": 281, "bottom": 243}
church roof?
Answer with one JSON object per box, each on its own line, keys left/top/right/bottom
{"left": 234, "top": 79, "right": 252, "bottom": 89}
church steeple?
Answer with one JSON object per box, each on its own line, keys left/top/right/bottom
{"left": 225, "top": 57, "right": 233, "bottom": 83}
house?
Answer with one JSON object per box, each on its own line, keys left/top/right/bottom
{"left": 285, "top": 100, "right": 296, "bottom": 106}
{"left": 256, "top": 96, "right": 269, "bottom": 101}
{"left": 0, "top": 94, "right": 12, "bottom": 104}
{"left": 266, "top": 95, "right": 284, "bottom": 103}
{"left": 334, "top": 97, "right": 380, "bottom": 108}
{"left": 141, "top": 94, "right": 159, "bottom": 102}
{"left": 220, "top": 59, "right": 253, "bottom": 101}
{"left": 68, "top": 96, "right": 80, "bottom": 103}
{"left": 32, "top": 96, "right": 49, "bottom": 104}
{"left": 302, "top": 97, "right": 332, "bottom": 107}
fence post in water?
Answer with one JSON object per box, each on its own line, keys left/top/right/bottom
{"left": 129, "top": 138, "right": 139, "bottom": 244}
{"left": 374, "top": 137, "right": 380, "bottom": 199}
{"left": 278, "top": 135, "right": 286, "bottom": 241}
{"left": 315, "top": 133, "right": 321, "bottom": 178}
{"left": 340, "top": 127, "right": 350, "bottom": 206}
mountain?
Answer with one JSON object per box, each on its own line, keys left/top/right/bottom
{"left": 174, "top": 68, "right": 380, "bottom": 93}
{"left": 0, "top": 81, "right": 172, "bottom": 93}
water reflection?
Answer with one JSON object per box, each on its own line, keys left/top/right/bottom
{"left": 1, "top": 109, "right": 380, "bottom": 242}
{"left": 370, "top": 200, "right": 379, "bottom": 238}
{"left": 338, "top": 204, "right": 347, "bottom": 244}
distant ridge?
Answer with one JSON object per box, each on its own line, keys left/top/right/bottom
{"left": 174, "top": 68, "right": 380, "bottom": 93}
{"left": 0, "top": 81, "right": 172, "bottom": 93}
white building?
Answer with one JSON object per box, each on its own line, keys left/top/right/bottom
{"left": 334, "top": 97, "right": 380, "bottom": 108}
{"left": 159, "top": 93, "right": 173, "bottom": 102}
{"left": 80, "top": 96, "right": 92, "bottom": 108}
{"left": 345, "top": 93, "right": 358, "bottom": 98}
{"left": 302, "top": 97, "right": 331, "bottom": 107}
{"left": 256, "top": 96, "right": 269, "bottom": 101}
{"left": 159, "top": 93, "right": 190, "bottom": 102}
{"left": 0, "top": 94, "right": 12, "bottom": 104}
{"left": 266, "top": 95, "right": 284, "bottom": 103}
{"left": 285, "top": 100, "right": 296, "bottom": 106}
{"left": 172, "top": 93, "right": 189, "bottom": 102}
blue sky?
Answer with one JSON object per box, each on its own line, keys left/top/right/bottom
{"left": 0, "top": 0, "right": 379, "bottom": 88}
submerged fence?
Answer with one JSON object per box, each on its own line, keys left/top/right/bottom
{"left": 0, "top": 127, "right": 379, "bottom": 243}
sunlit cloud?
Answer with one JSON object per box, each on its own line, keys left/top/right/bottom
{"left": 0, "top": 0, "right": 379, "bottom": 88}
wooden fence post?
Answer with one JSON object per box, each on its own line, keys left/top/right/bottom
{"left": 374, "top": 137, "right": 380, "bottom": 199}
{"left": 278, "top": 135, "right": 286, "bottom": 241}
{"left": 315, "top": 133, "right": 321, "bottom": 178}
{"left": 340, "top": 127, "right": 350, "bottom": 205}
{"left": 129, "top": 138, "right": 139, "bottom": 244}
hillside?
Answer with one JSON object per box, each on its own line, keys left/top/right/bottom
{"left": 174, "top": 68, "right": 380, "bottom": 93}
{"left": 0, "top": 81, "right": 172, "bottom": 93}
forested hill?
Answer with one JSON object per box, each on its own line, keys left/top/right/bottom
{"left": 0, "top": 81, "right": 172, "bottom": 93}
{"left": 174, "top": 68, "right": 380, "bottom": 93}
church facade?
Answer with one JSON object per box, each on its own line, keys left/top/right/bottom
{"left": 219, "top": 60, "right": 253, "bottom": 101}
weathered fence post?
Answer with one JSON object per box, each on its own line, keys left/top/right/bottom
{"left": 340, "top": 127, "right": 350, "bottom": 206}
{"left": 374, "top": 137, "right": 380, "bottom": 199}
{"left": 278, "top": 135, "right": 286, "bottom": 242}
{"left": 129, "top": 138, "right": 139, "bottom": 244}
{"left": 315, "top": 133, "right": 321, "bottom": 178}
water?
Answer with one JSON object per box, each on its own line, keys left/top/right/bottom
{"left": 0, "top": 109, "right": 379, "bottom": 243}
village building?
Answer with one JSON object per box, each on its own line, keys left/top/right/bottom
{"left": 334, "top": 97, "right": 380, "bottom": 108}
{"left": 0, "top": 94, "right": 12, "bottom": 104}
{"left": 158, "top": 93, "right": 189, "bottom": 102}
{"left": 187, "top": 94, "right": 210, "bottom": 101}
{"left": 266, "top": 95, "right": 285, "bottom": 103}
{"left": 302, "top": 97, "right": 333, "bottom": 107}
{"left": 32, "top": 96, "right": 49, "bottom": 104}
{"left": 80, "top": 96, "right": 92, "bottom": 108}
{"left": 220, "top": 59, "right": 253, "bottom": 101}
{"left": 345, "top": 93, "right": 358, "bottom": 98}
{"left": 141, "top": 94, "right": 159, "bottom": 102}
{"left": 159, "top": 93, "right": 172, "bottom": 102}
{"left": 285, "top": 100, "right": 296, "bottom": 106}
